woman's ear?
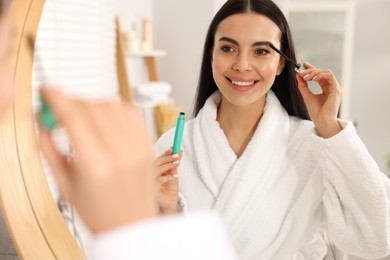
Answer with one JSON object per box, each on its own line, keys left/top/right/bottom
{"left": 276, "top": 57, "right": 285, "bottom": 76}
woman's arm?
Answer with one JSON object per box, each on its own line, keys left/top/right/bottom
{"left": 312, "top": 120, "right": 390, "bottom": 258}
{"left": 297, "top": 62, "right": 390, "bottom": 258}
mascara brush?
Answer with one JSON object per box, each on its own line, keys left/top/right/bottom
{"left": 267, "top": 42, "right": 303, "bottom": 71}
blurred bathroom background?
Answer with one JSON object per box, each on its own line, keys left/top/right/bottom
{"left": 117, "top": 0, "right": 390, "bottom": 176}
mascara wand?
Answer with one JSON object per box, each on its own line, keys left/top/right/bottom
{"left": 267, "top": 42, "right": 303, "bottom": 71}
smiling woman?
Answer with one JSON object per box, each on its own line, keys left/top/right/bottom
{"left": 154, "top": 0, "right": 390, "bottom": 259}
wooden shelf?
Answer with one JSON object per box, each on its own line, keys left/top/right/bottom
{"left": 126, "top": 50, "right": 166, "bottom": 81}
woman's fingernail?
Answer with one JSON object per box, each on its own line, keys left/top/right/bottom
{"left": 172, "top": 174, "right": 178, "bottom": 178}
{"left": 173, "top": 160, "right": 180, "bottom": 165}
{"left": 172, "top": 154, "right": 179, "bottom": 158}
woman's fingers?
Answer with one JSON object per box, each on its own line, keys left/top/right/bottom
{"left": 39, "top": 128, "right": 71, "bottom": 194}
{"left": 157, "top": 175, "right": 177, "bottom": 186}
{"left": 296, "top": 72, "right": 311, "bottom": 98}
{"left": 299, "top": 68, "right": 326, "bottom": 81}
{"left": 298, "top": 66, "right": 340, "bottom": 89}
{"left": 154, "top": 149, "right": 182, "bottom": 171}
{"left": 154, "top": 154, "right": 179, "bottom": 167}
{"left": 153, "top": 148, "right": 174, "bottom": 166}
{"left": 302, "top": 61, "right": 315, "bottom": 69}
{"left": 158, "top": 148, "right": 173, "bottom": 157}
{"left": 39, "top": 87, "right": 104, "bottom": 159}
{"left": 155, "top": 162, "right": 179, "bottom": 178}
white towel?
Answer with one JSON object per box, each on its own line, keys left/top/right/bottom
{"left": 136, "top": 81, "right": 172, "bottom": 96}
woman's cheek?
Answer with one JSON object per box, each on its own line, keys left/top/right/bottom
{"left": 257, "top": 62, "right": 279, "bottom": 80}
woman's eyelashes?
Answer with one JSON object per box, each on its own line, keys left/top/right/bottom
{"left": 219, "top": 45, "right": 271, "bottom": 57}
{"left": 221, "top": 45, "right": 235, "bottom": 53}
{"left": 255, "top": 48, "right": 270, "bottom": 56}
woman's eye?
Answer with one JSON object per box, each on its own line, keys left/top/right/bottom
{"left": 255, "top": 49, "right": 270, "bottom": 56}
{"left": 221, "top": 46, "right": 235, "bottom": 53}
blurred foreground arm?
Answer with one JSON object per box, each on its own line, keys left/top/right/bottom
{"left": 39, "top": 88, "right": 236, "bottom": 259}
{"left": 88, "top": 212, "right": 236, "bottom": 260}
{"left": 39, "top": 87, "right": 156, "bottom": 233}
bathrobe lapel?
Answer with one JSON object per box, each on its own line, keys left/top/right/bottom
{"left": 193, "top": 90, "right": 291, "bottom": 249}
{"left": 192, "top": 91, "right": 237, "bottom": 198}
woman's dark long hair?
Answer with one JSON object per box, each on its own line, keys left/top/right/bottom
{"left": 193, "top": 0, "right": 309, "bottom": 120}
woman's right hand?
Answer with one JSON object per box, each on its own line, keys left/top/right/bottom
{"left": 154, "top": 148, "right": 183, "bottom": 214}
{"left": 39, "top": 87, "right": 156, "bottom": 234}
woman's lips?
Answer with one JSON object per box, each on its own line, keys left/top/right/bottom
{"left": 226, "top": 77, "right": 259, "bottom": 91}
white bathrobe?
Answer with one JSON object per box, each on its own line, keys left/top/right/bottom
{"left": 155, "top": 91, "right": 390, "bottom": 260}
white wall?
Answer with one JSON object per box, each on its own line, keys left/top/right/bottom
{"left": 350, "top": 0, "right": 390, "bottom": 174}
{"left": 115, "top": 0, "right": 154, "bottom": 87}
{"left": 115, "top": 0, "right": 153, "bottom": 32}
{"left": 153, "top": 0, "right": 216, "bottom": 117}
{"left": 213, "top": 0, "right": 226, "bottom": 13}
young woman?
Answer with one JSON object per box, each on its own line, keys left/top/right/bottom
{"left": 155, "top": 0, "right": 390, "bottom": 259}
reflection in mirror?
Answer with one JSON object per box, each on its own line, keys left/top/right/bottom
{"left": 32, "top": 0, "right": 118, "bottom": 250}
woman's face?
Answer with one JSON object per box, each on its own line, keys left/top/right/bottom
{"left": 0, "top": 12, "right": 14, "bottom": 117}
{"left": 211, "top": 12, "right": 285, "bottom": 108}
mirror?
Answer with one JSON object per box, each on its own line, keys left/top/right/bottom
{"left": 2, "top": 0, "right": 389, "bottom": 258}
{"left": 1, "top": 0, "right": 130, "bottom": 258}
{"left": 0, "top": 0, "right": 83, "bottom": 258}
{"left": 32, "top": 0, "right": 119, "bottom": 251}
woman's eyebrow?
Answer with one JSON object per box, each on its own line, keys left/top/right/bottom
{"left": 218, "top": 37, "right": 273, "bottom": 48}
{"left": 218, "top": 36, "right": 239, "bottom": 46}
{"left": 253, "top": 41, "right": 273, "bottom": 47}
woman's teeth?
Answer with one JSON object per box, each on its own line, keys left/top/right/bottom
{"left": 231, "top": 80, "right": 255, "bottom": 86}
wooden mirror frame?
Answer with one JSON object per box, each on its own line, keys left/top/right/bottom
{"left": 0, "top": 0, "right": 131, "bottom": 258}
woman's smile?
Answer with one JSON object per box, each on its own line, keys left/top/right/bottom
{"left": 225, "top": 76, "right": 259, "bottom": 92}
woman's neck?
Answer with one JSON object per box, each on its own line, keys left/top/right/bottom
{"left": 216, "top": 95, "right": 266, "bottom": 157}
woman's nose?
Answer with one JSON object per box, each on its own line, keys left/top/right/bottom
{"left": 232, "top": 54, "right": 252, "bottom": 72}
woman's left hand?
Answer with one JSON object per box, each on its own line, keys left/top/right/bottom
{"left": 296, "top": 62, "right": 343, "bottom": 138}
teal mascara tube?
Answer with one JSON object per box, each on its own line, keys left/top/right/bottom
{"left": 172, "top": 112, "right": 185, "bottom": 156}
{"left": 29, "top": 35, "right": 58, "bottom": 131}
{"left": 40, "top": 95, "right": 58, "bottom": 130}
